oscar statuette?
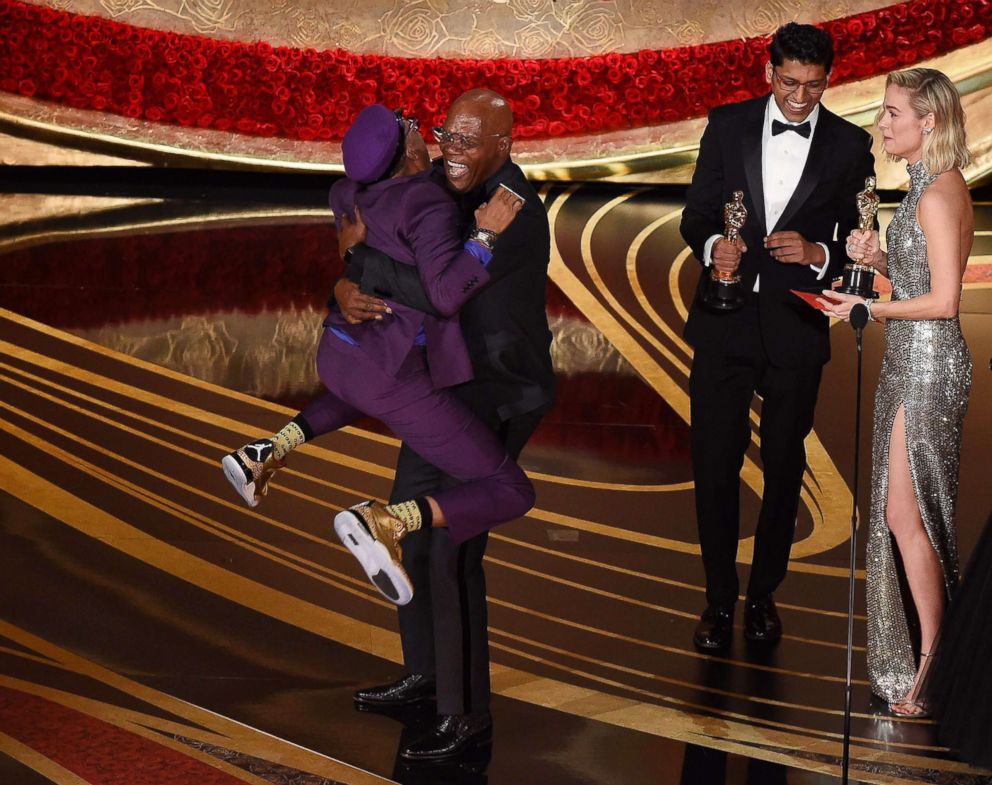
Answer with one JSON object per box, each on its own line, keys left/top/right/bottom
{"left": 701, "top": 190, "right": 747, "bottom": 311}
{"left": 837, "top": 176, "right": 880, "bottom": 299}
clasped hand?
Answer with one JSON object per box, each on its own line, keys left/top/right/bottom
{"left": 714, "top": 230, "right": 822, "bottom": 274}
{"left": 845, "top": 228, "right": 881, "bottom": 265}
{"left": 763, "top": 231, "right": 824, "bottom": 265}
{"left": 711, "top": 236, "right": 747, "bottom": 274}
{"left": 334, "top": 206, "right": 390, "bottom": 324}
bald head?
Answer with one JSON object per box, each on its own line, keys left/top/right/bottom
{"left": 438, "top": 89, "right": 514, "bottom": 193}
{"left": 449, "top": 89, "right": 513, "bottom": 136}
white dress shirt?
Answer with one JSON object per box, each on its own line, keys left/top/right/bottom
{"left": 703, "top": 96, "right": 829, "bottom": 290}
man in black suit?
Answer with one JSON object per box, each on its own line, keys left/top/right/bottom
{"left": 336, "top": 89, "right": 554, "bottom": 759}
{"left": 680, "top": 23, "right": 874, "bottom": 650}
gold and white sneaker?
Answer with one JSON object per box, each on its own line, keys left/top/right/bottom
{"left": 221, "top": 438, "right": 285, "bottom": 508}
{"left": 334, "top": 501, "right": 414, "bottom": 605}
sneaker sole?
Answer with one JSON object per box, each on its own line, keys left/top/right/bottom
{"left": 221, "top": 454, "right": 259, "bottom": 508}
{"left": 333, "top": 510, "right": 413, "bottom": 606}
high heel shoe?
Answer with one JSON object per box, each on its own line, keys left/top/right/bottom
{"left": 889, "top": 651, "right": 932, "bottom": 718}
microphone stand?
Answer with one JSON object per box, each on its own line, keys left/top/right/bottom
{"left": 842, "top": 302, "right": 870, "bottom": 785}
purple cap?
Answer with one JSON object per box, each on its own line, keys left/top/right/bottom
{"left": 342, "top": 104, "right": 401, "bottom": 185}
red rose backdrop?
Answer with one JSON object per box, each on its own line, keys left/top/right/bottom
{"left": 0, "top": 0, "right": 988, "bottom": 143}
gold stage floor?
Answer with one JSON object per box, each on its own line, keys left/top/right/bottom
{"left": 0, "top": 182, "right": 990, "bottom": 785}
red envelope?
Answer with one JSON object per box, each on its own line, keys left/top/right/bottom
{"left": 791, "top": 289, "right": 832, "bottom": 311}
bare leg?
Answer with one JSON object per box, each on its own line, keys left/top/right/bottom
{"left": 886, "top": 404, "right": 944, "bottom": 714}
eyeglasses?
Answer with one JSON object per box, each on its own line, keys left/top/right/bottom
{"left": 432, "top": 126, "right": 505, "bottom": 152}
{"left": 393, "top": 109, "right": 420, "bottom": 137}
{"left": 773, "top": 69, "right": 828, "bottom": 96}
{"left": 374, "top": 110, "right": 421, "bottom": 184}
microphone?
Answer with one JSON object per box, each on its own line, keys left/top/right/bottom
{"left": 850, "top": 302, "right": 870, "bottom": 332}
{"left": 841, "top": 297, "right": 869, "bottom": 785}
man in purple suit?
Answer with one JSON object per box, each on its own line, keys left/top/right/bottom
{"left": 221, "top": 103, "right": 531, "bottom": 607}
{"left": 336, "top": 90, "right": 554, "bottom": 763}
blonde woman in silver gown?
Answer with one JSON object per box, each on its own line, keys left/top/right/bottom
{"left": 819, "top": 68, "right": 973, "bottom": 717}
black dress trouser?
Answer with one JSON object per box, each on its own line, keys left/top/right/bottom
{"left": 391, "top": 408, "right": 545, "bottom": 715}
{"left": 688, "top": 304, "right": 823, "bottom": 607}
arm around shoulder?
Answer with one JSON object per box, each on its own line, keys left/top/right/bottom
{"left": 405, "top": 183, "right": 492, "bottom": 317}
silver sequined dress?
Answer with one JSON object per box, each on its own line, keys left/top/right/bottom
{"left": 866, "top": 160, "right": 971, "bottom": 702}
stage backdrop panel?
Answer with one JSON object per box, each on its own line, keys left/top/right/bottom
{"left": 0, "top": 0, "right": 990, "bottom": 184}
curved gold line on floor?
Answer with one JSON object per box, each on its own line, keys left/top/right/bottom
{"left": 0, "top": 360, "right": 382, "bottom": 516}
{"left": 632, "top": 203, "right": 859, "bottom": 563}
{"left": 489, "top": 637, "right": 956, "bottom": 762}
{"left": 0, "top": 350, "right": 875, "bottom": 712}
{"left": 0, "top": 623, "right": 393, "bottom": 785}
{"left": 0, "top": 315, "right": 858, "bottom": 580}
{"left": 580, "top": 193, "right": 693, "bottom": 378}
{"left": 635, "top": 215, "right": 855, "bottom": 563}
{"left": 0, "top": 334, "right": 391, "bottom": 482}
{"left": 0, "top": 676, "right": 304, "bottom": 785}
{"left": 0, "top": 359, "right": 868, "bottom": 696}
{"left": 0, "top": 732, "right": 93, "bottom": 785}
{"left": 668, "top": 245, "right": 694, "bottom": 324}
{"left": 0, "top": 195, "right": 694, "bottom": 498}
{"left": 0, "top": 675, "right": 281, "bottom": 785}
{"left": 490, "top": 595, "right": 868, "bottom": 686}
{"left": 0, "top": 465, "right": 962, "bottom": 782}
{"left": 0, "top": 376, "right": 856, "bottom": 670}
{"left": 640, "top": 223, "right": 835, "bottom": 538}
{"left": 0, "top": 208, "right": 335, "bottom": 254}
{"left": 12, "top": 357, "right": 883, "bottom": 728}
{"left": 0, "top": 406, "right": 390, "bottom": 612}
{"left": 556, "top": 190, "right": 856, "bottom": 566}
{"left": 626, "top": 206, "right": 694, "bottom": 365}
{"left": 486, "top": 551, "right": 855, "bottom": 652}
{"left": 492, "top": 628, "right": 893, "bottom": 729}
{"left": 0, "top": 419, "right": 861, "bottom": 723}
{"left": 491, "top": 531, "right": 865, "bottom": 620}
{"left": 527, "top": 473, "right": 695, "bottom": 492}
{"left": 0, "top": 337, "right": 860, "bottom": 637}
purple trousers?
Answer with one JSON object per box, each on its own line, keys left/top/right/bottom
{"left": 301, "top": 331, "right": 535, "bottom": 543}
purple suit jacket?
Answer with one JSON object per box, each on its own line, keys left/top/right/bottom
{"left": 327, "top": 170, "right": 489, "bottom": 388}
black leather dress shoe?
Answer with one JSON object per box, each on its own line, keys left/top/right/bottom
{"left": 354, "top": 674, "right": 436, "bottom": 708}
{"left": 744, "top": 594, "right": 782, "bottom": 644}
{"left": 399, "top": 711, "right": 493, "bottom": 761}
{"left": 693, "top": 603, "right": 735, "bottom": 650}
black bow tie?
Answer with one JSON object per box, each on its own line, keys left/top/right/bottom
{"left": 772, "top": 119, "right": 811, "bottom": 138}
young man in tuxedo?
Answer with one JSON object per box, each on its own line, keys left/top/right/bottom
{"left": 680, "top": 23, "right": 875, "bottom": 650}
{"left": 336, "top": 89, "right": 554, "bottom": 760}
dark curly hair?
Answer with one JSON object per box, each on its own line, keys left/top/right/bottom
{"left": 769, "top": 22, "right": 834, "bottom": 73}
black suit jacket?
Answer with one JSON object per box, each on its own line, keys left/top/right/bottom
{"left": 680, "top": 96, "right": 875, "bottom": 367}
{"left": 346, "top": 158, "right": 555, "bottom": 423}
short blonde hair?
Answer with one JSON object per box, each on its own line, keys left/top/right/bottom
{"left": 879, "top": 68, "right": 971, "bottom": 173}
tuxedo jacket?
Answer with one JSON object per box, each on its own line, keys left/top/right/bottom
{"left": 327, "top": 170, "right": 487, "bottom": 389}
{"left": 349, "top": 158, "right": 555, "bottom": 422}
{"left": 680, "top": 95, "right": 875, "bottom": 367}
